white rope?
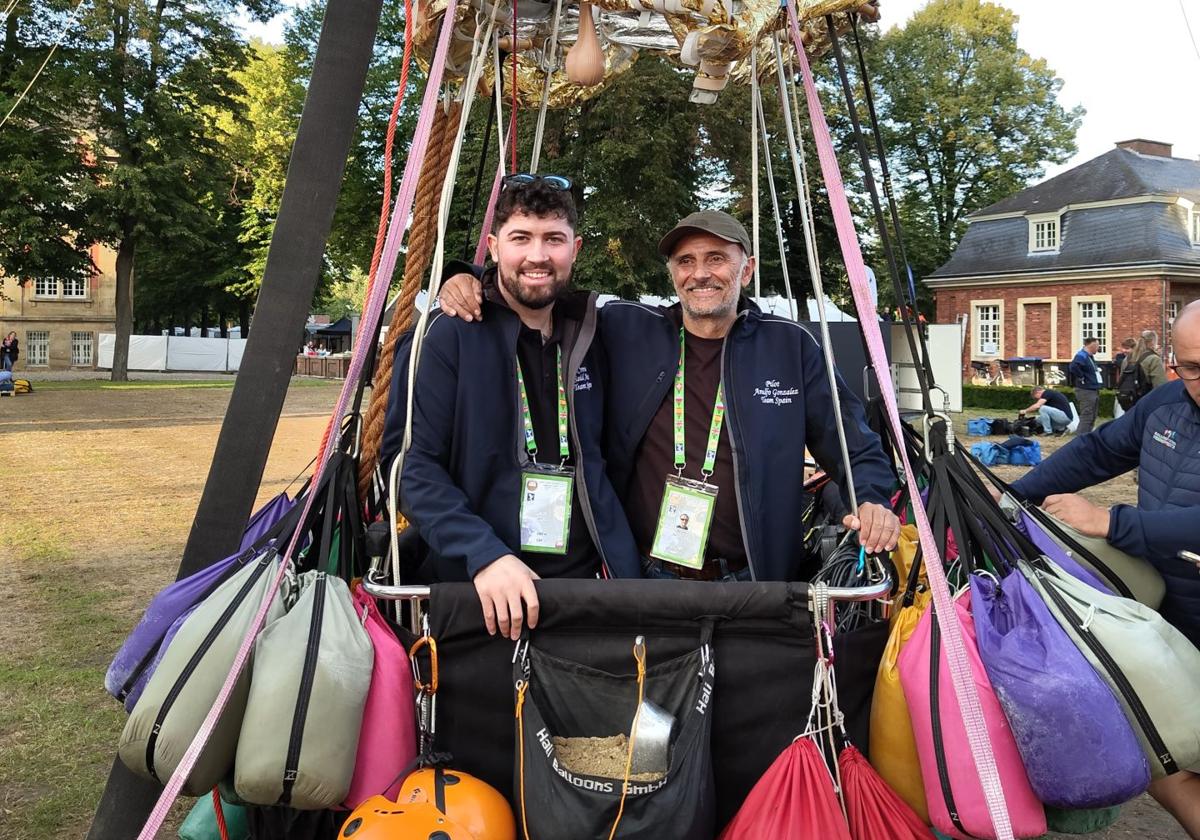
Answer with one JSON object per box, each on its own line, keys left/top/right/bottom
{"left": 530, "top": 0, "right": 564, "bottom": 173}
{"left": 389, "top": 8, "right": 499, "bottom": 578}
{"left": 493, "top": 28, "right": 508, "bottom": 176}
{"left": 750, "top": 49, "right": 761, "bottom": 297}
{"left": 0, "top": 0, "right": 88, "bottom": 132}
{"left": 752, "top": 83, "right": 795, "bottom": 319}
{"left": 772, "top": 33, "right": 858, "bottom": 514}
{"left": 0, "top": 0, "right": 21, "bottom": 23}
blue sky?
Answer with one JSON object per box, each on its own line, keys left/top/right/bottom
{"left": 240, "top": 0, "right": 1200, "bottom": 178}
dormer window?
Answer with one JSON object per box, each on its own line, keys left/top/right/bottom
{"left": 1028, "top": 213, "right": 1061, "bottom": 253}
{"left": 1191, "top": 209, "right": 1200, "bottom": 246}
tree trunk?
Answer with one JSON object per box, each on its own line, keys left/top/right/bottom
{"left": 219, "top": 313, "right": 228, "bottom": 338}
{"left": 200, "top": 303, "right": 209, "bottom": 337}
{"left": 239, "top": 299, "right": 250, "bottom": 337}
{"left": 111, "top": 227, "right": 136, "bottom": 382}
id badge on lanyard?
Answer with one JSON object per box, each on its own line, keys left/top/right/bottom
{"left": 516, "top": 347, "right": 574, "bottom": 555}
{"left": 650, "top": 329, "right": 725, "bottom": 570}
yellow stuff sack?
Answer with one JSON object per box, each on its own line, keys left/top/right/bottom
{"left": 13, "top": 379, "right": 31, "bottom": 394}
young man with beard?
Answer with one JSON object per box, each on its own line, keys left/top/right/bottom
{"left": 381, "top": 175, "right": 640, "bottom": 642}
{"left": 440, "top": 210, "right": 900, "bottom": 581}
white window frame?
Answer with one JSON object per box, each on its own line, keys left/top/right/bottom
{"left": 71, "top": 331, "right": 93, "bottom": 366}
{"left": 972, "top": 299, "right": 1005, "bottom": 358}
{"left": 1028, "top": 213, "right": 1062, "bottom": 254}
{"left": 1191, "top": 210, "right": 1200, "bottom": 246}
{"left": 31, "top": 275, "right": 89, "bottom": 301}
{"left": 26, "top": 330, "right": 49, "bottom": 367}
{"left": 1071, "top": 294, "right": 1112, "bottom": 360}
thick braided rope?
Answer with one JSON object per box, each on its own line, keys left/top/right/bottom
{"left": 358, "top": 100, "right": 463, "bottom": 498}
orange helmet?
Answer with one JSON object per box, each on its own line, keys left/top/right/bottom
{"left": 340, "top": 767, "right": 516, "bottom": 840}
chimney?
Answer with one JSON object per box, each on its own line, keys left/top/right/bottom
{"left": 1116, "top": 138, "right": 1174, "bottom": 157}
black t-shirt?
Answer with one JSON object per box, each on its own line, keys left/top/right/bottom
{"left": 515, "top": 320, "right": 600, "bottom": 579}
{"left": 626, "top": 324, "right": 747, "bottom": 573}
{"left": 1040, "top": 389, "right": 1070, "bottom": 414}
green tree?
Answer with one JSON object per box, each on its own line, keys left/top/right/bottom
{"left": 0, "top": 1, "right": 101, "bottom": 299}
{"left": 874, "top": 0, "right": 1082, "bottom": 285}
{"left": 79, "top": 0, "right": 279, "bottom": 380}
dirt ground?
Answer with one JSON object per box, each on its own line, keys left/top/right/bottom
{"left": 0, "top": 388, "right": 1187, "bottom": 838}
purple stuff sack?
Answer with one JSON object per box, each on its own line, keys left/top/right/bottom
{"left": 239, "top": 492, "right": 293, "bottom": 552}
{"left": 971, "top": 572, "right": 1149, "bottom": 808}
{"left": 105, "top": 493, "right": 294, "bottom": 711}
{"left": 1015, "top": 509, "right": 1111, "bottom": 593}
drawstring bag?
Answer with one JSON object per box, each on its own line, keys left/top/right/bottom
{"left": 1021, "top": 555, "right": 1200, "bottom": 779}
{"left": 719, "top": 738, "right": 850, "bottom": 840}
{"left": 118, "top": 549, "right": 287, "bottom": 795}
{"left": 514, "top": 623, "right": 716, "bottom": 840}
{"left": 342, "top": 585, "right": 418, "bottom": 809}
{"left": 235, "top": 571, "right": 374, "bottom": 809}
{"left": 839, "top": 744, "right": 934, "bottom": 840}
{"left": 178, "top": 790, "right": 250, "bottom": 840}
{"left": 899, "top": 594, "right": 1046, "bottom": 839}
{"left": 971, "top": 572, "right": 1150, "bottom": 807}
{"left": 106, "top": 495, "right": 299, "bottom": 710}
{"left": 870, "top": 525, "right": 932, "bottom": 821}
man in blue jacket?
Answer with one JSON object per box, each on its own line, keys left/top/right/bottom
{"left": 598, "top": 211, "right": 899, "bottom": 581}
{"left": 440, "top": 210, "right": 900, "bottom": 581}
{"left": 381, "top": 175, "right": 640, "bottom": 642}
{"left": 1067, "top": 336, "right": 1102, "bottom": 434}
{"left": 1010, "top": 303, "right": 1200, "bottom": 836}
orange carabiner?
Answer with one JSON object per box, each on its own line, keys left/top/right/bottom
{"left": 409, "top": 635, "right": 439, "bottom": 694}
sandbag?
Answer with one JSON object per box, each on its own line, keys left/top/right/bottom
{"left": 1021, "top": 556, "right": 1200, "bottom": 778}
{"left": 107, "top": 495, "right": 296, "bottom": 710}
{"left": 898, "top": 597, "right": 1046, "bottom": 839}
{"left": 514, "top": 623, "right": 715, "bottom": 839}
{"left": 342, "top": 586, "right": 418, "bottom": 808}
{"left": 178, "top": 791, "right": 250, "bottom": 840}
{"left": 969, "top": 442, "right": 1008, "bottom": 466}
{"left": 966, "top": 418, "right": 993, "bottom": 436}
{"left": 1037, "top": 509, "right": 1164, "bottom": 609}
{"left": 971, "top": 572, "right": 1149, "bottom": 807}
{"left": 235, "top": 571, "right": 373, "bottom": 809}
{"left": 870, "top": 588, "right": 931, "bottom": 822}
{"left": 119, "top": 551, "right": 286, "bottom": 795}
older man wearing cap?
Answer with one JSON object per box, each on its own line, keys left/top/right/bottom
{"left": 438, "top": 209, "right": 899, "bottom": 581}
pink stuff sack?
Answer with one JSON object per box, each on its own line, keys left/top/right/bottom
{"left": 342, "top": 587, "right": 418, "bottom": 809}
{"left": 898, "top": 595, "right": 1046, "bottom": 839}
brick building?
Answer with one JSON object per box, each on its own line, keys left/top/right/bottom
{"left": 0, "top": 243, "right": 117, "bottom": 371}
{"left": 929, "top": 140, "right": 1200, "bottom": 381}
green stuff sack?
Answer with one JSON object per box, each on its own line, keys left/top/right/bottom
{"left": 1022, "top": 556, "right": 1200, "bottom": 778}
{"left": 234, "top": 571, "right": 373, "bottom": 809}
{"left": 119, "top": 552, "right": 286, "bottom": 795}
{"left": 178, "top": 791, "right": 250, "bottom": 840}
{"left": 1042, "top": 511, "right": 1166, "bottom": 610}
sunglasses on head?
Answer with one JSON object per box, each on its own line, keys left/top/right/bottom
{"left": 501, "top": 173, "right": 573, "bottom": 191}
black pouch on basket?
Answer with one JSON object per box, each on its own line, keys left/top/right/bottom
{"left": 514, "top": 621, "right": 716, "bottom": 840}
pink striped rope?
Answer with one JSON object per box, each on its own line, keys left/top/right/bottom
{"left": 473, "top": 159, "right": 505, "bottom": 264}
{"left": 135, "top": 2, "right": 462, "bottom": 835}
{"left": 785, "top": 6, "right": 1014, "bottom": 838}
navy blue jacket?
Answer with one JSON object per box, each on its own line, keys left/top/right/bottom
{"left": 381, "top": 281, "right": 641, "bottom": 581}
{"left": 1068, "top": 347, "right": 1101, "bottom": 390}
{"left": 1011, "top": 380, "right": 1200, "bottom": 645}
{"left": 599, "top": 299, "right": 895, "bottom": 582}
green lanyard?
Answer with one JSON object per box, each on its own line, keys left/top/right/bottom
{"left": 516, "top": 345, "right": 569, "bottom": 465}
{"left": 673, "top": 328, "right": 726, "bottom": 480}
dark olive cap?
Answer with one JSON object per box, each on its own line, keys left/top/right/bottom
{"left": 658, "top": 210, "right": 752, "bottom": 257}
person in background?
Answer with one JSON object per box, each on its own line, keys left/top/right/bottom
{"left": 1018, "top": 385, "right": 1072, "bottom": 435}
{"left": 1068, "top": 336, "right": 1101, "bottom": 434}
{"left": 1, "top": 331, "right": 18, "bottom": 372}
{"left": 1132, "top": 330, "right": 1168, "bottom": 389}
{"left": 1112, "top": 337, "right": 1136, "bottom": 418}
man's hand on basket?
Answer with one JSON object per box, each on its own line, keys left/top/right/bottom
{"left": 474, "top": 554, "right": 540, "bottom": 641}
{"left": 439, "top": 273, "right": 483, "bottom": 321}
{"left": 843, "top": 502, "right": 901, "bottom": 554}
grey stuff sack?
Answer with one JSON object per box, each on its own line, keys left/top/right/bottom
{"left": 234, "top": 571, "right": 373, "bottom": 809}
{"left": 1022, "top": 556, "right": 1200, "bottom": 778}
{"left": 1043, "top": 511, "right": 1165, "bottom": 610}
{"left": 118, "top": 550, "right": 286, "bottom": 795}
